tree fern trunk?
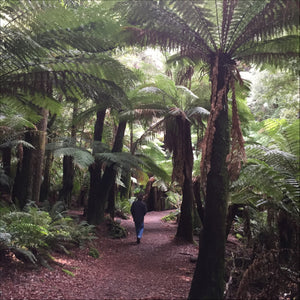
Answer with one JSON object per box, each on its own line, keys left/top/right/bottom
{"left": 189, "top": 58, "right": 230, "bottom": 299}
{"left": 39, "top": 149, "right": 53, "bottom": 202}
{"left": 13, "top": 109, "right": 48, "bottom": 208}
{"left": 176, "top": 119, "right": 194, "bottom": 243}
{"left": 176, "top": 166, "right": 194, "bottom": 242}
{"left": 88, "top": 118, "right": 126, "bottom": 224}
{"left": 59, "top": 155, "right": 74, "bottom": 207}
{"left": 103, "top": 120, "right": 127, "bottom": 221}
{"left": 40, "top": 114, "right": 57, "bottom": 202}
{"left": 87, "top": 109, "right": 106, "bottom": 224}
{"left": 87, "top": 160, "right": 103, "bottom": 224}
{"left": 59, "top": 101, "right": 78, "bottom": 207}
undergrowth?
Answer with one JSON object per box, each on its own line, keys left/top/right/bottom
{"left": 0, "top": 201, "right": 96, "bottom": 266}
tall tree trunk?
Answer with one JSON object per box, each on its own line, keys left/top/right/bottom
{"left": 59, "top": 101, "right": 78, "bottom": 207}
{"left": 189, "top": 57, "right": 230, "bottom": 299}
{"left": 13, "top": 109, "right": 48, "bottom": 208}
{"left": 87, "top": 109, "right": 106, "bottom": 224}
{"left": 91, "top": 120, "right": 127, "bottom": 224}
{"left": 39, "top": 114, "right": 57, "bottom": 202}
{"left": 176, "top": 120, "right": 195, "bottom": 242}
{"left": 39, "top": 149, "right": 54, "bottom": 202}
{"left": 59, "top": 155, "right": 75, "bottom": 207}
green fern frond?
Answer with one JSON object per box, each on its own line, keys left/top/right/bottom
{"left": 186, "top": 106, "right": 210, "bottom": 119}
{"left": 51, "top": 147, "right": 94, "bottom": 169}
{"left": 0, "top": 139, "right": 34, "bottom": 150}
{"left": 92, "top": 141, "right": 111, "bottom": 155}
{"left": 135, "top": 153, "right": 170, "bottom": 182}
{"left": 95, "top": 152, "right": 142, "bottom": 172}
{"left": 0, "top": 95, "right": 42, "bottom": 125}
{"left": 283, "top": 119, "right": 300, "bottom": 158}
{"left": 11, "top": 247, "right": 37, "bottom": 264}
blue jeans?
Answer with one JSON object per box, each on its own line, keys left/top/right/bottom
{"left": 135, "top": 222, "right": 144, "bottom": 239}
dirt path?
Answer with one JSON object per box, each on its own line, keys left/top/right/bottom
{"left": 1, "top": 210, "right": 198, "bottom": 300}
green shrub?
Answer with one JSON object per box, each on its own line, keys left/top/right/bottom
{"left": 88, "top": 247, "right": 100, "bottom": 259}
{"left": 0, "top": 202, "right": 96, "bottom": 265}
{"left": 106, "top": 218, "right": 127, "bottom": 239}
{"left": 161, "top": 210, "right": 179, "bottom": 222}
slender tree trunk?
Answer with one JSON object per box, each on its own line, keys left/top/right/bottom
{"left": 39, "top": 149, "right": 54, "bottom": 202}
{"left": 93, "top": 120, "right": 127, "bottom": 224}
{"left": 40, "top": 114, "right": 57, "bottom": 202}
{"left": 176, "top": 166, "right": 194, "bottom": 242}
{"left": 59, "top": 101, "right": 78, "bottom": 207}
{"left": 33, "top": 108, "right": 48, "bottom": 205}
{"left": 59, "top": 155, "right": 75, "bottom": 207}
{"left": 189, "top": 59, "right": 230, "bottom": 299}
{"left": 176, "top": 118, "right": 195, "bottom": 242}
{"left": 87, "top": 160, "right": 103, "bottom": 224}
{"left": 87, "top": 109, "right": 106, "bottom": 224}
{"left": 13, "top": 108, "right": 48, "bottom": 208}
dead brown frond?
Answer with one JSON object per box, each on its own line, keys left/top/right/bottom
{"left": 236, "top": 249, "right": 299, "bottom": 300}
{"left": 200, "top": 53, "right": 231, "bottom": 193}
{"left": 226, "top": 74, "right": 246, "bottom": 181}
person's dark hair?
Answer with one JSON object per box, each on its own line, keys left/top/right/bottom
{"left": 137, "top": 192, "right": 143, "bottom": 201}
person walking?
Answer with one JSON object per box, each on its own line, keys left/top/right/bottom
{"left": 130, "top": 192, "right": 147, "bottom": 244}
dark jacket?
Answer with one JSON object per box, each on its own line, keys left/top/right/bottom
{"left": 131, "top": 200, "right": 147, "bottom": 224}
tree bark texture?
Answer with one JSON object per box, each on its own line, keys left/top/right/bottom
{"left": 87, "top": 160, "right": 103, "bottom": 224}
{"left": 39, "top": 150, "right": 54, "bottom": 202}
{"left": 175, "top": 117, "right": 195, "bottom": 243}
{"left": 59, "top": 155, "right": 75, "bottom": 207}
{"left": 13, "top": 129, "right": 47, "bottom": 208}
{"left": 88, "top": 119, "right": 126, "bottom": 224}
{"left": 87, "top": 109, "right": 106, "bottom": 224}
{"left": 189, "top": 57, "right": 230, "bottom": 299}
{"left": 59, "top": 101, "right": 78, "bottom": 207}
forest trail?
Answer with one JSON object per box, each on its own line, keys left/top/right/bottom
{"left": 1, "top": 210, "right": 199, "bottom": 300}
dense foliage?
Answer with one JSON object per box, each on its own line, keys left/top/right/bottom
{"left": 0, "top": 202, "right": 95, "bottom": 265}
{"left": 0, "top": 0, "right": 299, "bottom": 299}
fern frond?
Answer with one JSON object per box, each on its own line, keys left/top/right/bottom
{"left": 229, "top": 0, "right": 299, "bottom": 55}
{"left": 94, "top": 152, "right": 142, "bottom": 172}
{"left": 0, "top": 139, "right": 34, "bottom": 150}
{"left": 135, "top": 153, "right": 170, "bottom": 182}
{"left": 186, "top": 106, "right": 210, "bottom": 119}
{"left": 51, "top": 147, "right": 94, "bottom": 169}
{"left": 283, "top": 120, "right": 300, "bottom": 158}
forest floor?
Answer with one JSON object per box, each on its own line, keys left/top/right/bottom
{"left": 0, "top": 210, "right": 243, "bottom": 300}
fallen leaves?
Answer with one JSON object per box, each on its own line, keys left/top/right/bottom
{"left": 0, "top": 211, "right": 197, "bottom": 300}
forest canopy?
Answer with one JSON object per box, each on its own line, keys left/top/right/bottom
{"left": 0, "top": 1, "right": 299, "bottom": 299}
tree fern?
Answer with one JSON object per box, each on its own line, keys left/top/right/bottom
{"left": 115, "top": 1, "right": 299, "bottom": 297}
{"left": 46, "top": 140, "right": 94, "bottom": 169}
{"left": 1, "top": 0, "right": 136, "bottom": 123}
{"left": 231, "top": 119, "right": 300, "bottom": 220}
